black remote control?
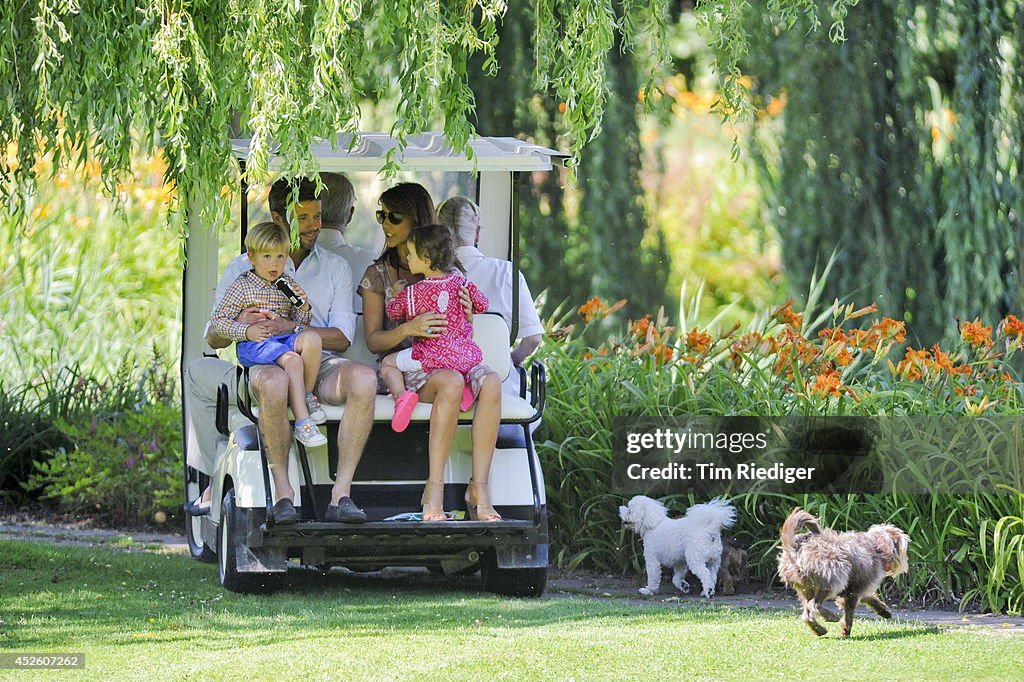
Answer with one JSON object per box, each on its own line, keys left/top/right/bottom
{"left": 274, "top": 278, "right": 305, "bottom": 308}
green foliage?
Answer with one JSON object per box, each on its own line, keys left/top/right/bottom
{"left": 746, "top": 0, "right": 1023, "bottom": 344}
{"left": 2, "top": 2, "right": 851, "bottom": 224}
{"left": 0, "top": 154, "right": 182, "bottom": 385}
{"left": 28, "top": 359, "right": 181, "bottom": 525}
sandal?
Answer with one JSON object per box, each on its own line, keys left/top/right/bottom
{"left": 392, "top": 390, "right": 419, "bottom": 432}
{"left": 420, "top": 481, "right": 448, "bottom": 522}
{"left": 465, "top": 479, "right": 502, "bottom": 522}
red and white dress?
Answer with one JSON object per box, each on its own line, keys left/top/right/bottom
{"left": 385, "top": 272, "right": 492, "bottom": 393}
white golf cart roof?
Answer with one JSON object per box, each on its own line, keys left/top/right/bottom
{"left": 230, "top": 132, "right": 567, "bottom": 172}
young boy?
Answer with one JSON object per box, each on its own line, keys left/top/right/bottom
{"left": 210, "top": 221, "right": 328, "bottom": 447}
{"left": 382, "top": 223, "right": 494, "bottom": 432}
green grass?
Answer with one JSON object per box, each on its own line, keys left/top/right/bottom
{"left": 1, "top": 540, "right": 1022, "bottom": 680}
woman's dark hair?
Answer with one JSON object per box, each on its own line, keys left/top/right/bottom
{"left": 377, "top": 182, "right": 437, "bottom": 266}
{"left": 408, "top": 224, "right": 465, "bottom": 273}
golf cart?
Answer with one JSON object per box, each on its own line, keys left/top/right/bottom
{"left": 181, "top": 133, "right": 564, "bottom": 596}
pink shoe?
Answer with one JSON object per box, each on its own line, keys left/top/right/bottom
{"left": 460, "top": 383, "right": 475, "bottom": 412}
{"left": 392, "top": 390, "right": 419, "bottom": 432}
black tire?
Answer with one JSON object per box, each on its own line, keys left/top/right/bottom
{"left": 481, "top": 549, "right": 547, "bottom": 598}
{"left": 186, "top": 509, "right": 216, "bottom": 563}
{"left": 218, "top": 488, "right": 283, "bottom": 594}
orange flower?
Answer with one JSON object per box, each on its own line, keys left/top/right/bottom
{"left": 954, "top": 385, "right": 978, "bottom": 397}
{"left": 578, "top": 296, "right": 605, "bottom": 323}
{"left": 651, "top": 344, "right": 675, "bottom": 365}
{"left": 931, "top": 344, "right": 954, "bottom": 373}
{"left": 630, "top": 315, "right": 653, "bottom": 341}
{"left": 871, "top": 318, "right": 907, "bottom": 344}
{"left": 818, "top": 327, "right": 850, "bottom": 344}
{"left": 732, "top": 332, "right": 762, "bottom": 354}
{"left": 685, "top": 327, "right": 713, "bottom": 353}
{"left": 809, "top": 368, "right": 843, "bottom": 399}
{"left": 960, "top": 318, "right": 993, "bottom": 348}
{"left": 1002, "top": 315, "right": 1024, "bottom": 337}
{"left": 772, "top": 300, "right": 803, "bottom": 329}
{"left": 891, "top": 347, "right": 931, "bottom": 381}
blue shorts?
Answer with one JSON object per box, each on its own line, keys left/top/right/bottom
{"left": 237, "top": 333, "right": 299, "bottom": 367}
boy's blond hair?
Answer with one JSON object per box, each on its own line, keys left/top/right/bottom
{"left": 245, "top": 221, "right": 291, "bottom": 254}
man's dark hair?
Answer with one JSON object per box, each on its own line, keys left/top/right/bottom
{"left": 268, "top": 177, "right": 320, "bottom": 218}
{"left": 408, "top": 223, "right": 464, "bottom": 274}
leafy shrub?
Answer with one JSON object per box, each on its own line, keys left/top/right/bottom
{"left": 24, "top": 352, "right": 182, "bottom": 525}
{"left": 30, "top": 401, "right": 181, "bottom": 526}
{"left": 536, "top": 290, "right": 1024, "bottom": 612}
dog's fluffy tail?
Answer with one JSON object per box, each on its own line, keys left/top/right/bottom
{"left": 684, "top": 497, "right": 736, "bottom": 530}
{"left": 780, "top": 508, "right": 821, "bottom": 551}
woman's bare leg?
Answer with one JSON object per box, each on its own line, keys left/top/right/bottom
{"left": 467, "top": 372, "right": 502, "bottom": 520}
{"left": 417, "top": 370, "right": 464, "bottom": 483}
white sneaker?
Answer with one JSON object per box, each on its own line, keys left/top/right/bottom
{"left": 305, "top": 393, "right": 327, "bottom": 424}
{"left": 294, "top": 420, "right": 327, "bottom": 447}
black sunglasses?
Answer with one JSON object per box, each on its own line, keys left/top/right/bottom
{"left": 375, "top": 210, "right": 405, "bottom": 225}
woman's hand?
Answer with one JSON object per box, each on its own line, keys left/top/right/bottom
{"left": 460, "top": 287, "right": 473, "bottom": 322}
{"left": 406, "top": 312, "right": 448, "bottom": 338}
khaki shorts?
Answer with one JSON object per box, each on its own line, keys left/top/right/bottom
{"left": 315, "top": 354, "right": 352, "bottom": 393}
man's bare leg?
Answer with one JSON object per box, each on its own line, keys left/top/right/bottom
{"left": 318, "top": 361, "right": 377, "bottom": 504}
{"left": 250, "top": 364, "right": 294, "bottom": 503}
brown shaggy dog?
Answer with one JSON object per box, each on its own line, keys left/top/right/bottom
{"left": 777, "top": 508, "right": 910, "bottom": 637}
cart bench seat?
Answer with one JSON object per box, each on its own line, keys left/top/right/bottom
{"left": 237, "top": 312, "right": 542, "bottom": 426}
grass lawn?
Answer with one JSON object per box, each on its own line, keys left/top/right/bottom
{"left": 1, "top": 539, "right": 1021, "bottom": 681}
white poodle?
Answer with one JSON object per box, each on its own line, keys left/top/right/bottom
{"left": 619, "top": 495, "right": 737, "bottom": 598}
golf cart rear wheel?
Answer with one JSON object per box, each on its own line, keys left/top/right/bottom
{"left": 186, "top": 509, "right": 216, "bottom": 563}
{"left": 218, "top": 487, "right": 283, "bottom": 594}
{"left": 480, "top": 551, "right": 547, "bottom": 598}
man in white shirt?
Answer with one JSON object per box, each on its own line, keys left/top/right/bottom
{"left": 316, "top": 173, "right": 376, "bottom": 311}
{"left": 184, "top": 178, "right": 377, "bottom": 524}
{"left": 438, "top": 196, "right": 544, "bottom": 390}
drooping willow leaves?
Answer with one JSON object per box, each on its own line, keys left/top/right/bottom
{"left": 0, "top": 1, "right": 855, "bottom": 227}
{"left": 747, "top": 0, "right": 1023, "bottom": 344}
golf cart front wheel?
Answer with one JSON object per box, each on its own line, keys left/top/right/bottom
{"left": 217, "top": 487, "right": 282, "bottom": 594}
{"left": 481, "top": 551, "right": 547, "bottom": 598}
{"left": 185, "top": 509, "right": 216, "bottom": 563}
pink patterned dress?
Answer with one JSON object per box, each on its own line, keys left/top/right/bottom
{"left": 386, "top": 273, "right": 489, "bottom": 376}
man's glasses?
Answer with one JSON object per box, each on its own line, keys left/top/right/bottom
{"left": 375, "top": 210, "right": 405, "bottom": 225}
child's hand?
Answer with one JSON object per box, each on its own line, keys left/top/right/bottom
{"left": 244, "top": 322, "right": 274, "bottom": 341}
{"left": 290, "top": 278, "right": 309, "bottom": 305}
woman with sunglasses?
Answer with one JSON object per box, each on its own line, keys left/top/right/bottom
{"left": 358, "top": 183, "right": 503, "bottom": 523}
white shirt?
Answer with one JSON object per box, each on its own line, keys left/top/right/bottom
{"left": 207, "top": 245, "right": 356, "bottom": 358}
{"left": 457, "top": 246, "right": 544, "bottom": 340}
{"left": 317, "top": 228, "right": 377, "bottom": 312}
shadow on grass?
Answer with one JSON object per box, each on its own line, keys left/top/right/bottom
{"left": 851, "top": 625, "right": 942, "bottom": 641}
